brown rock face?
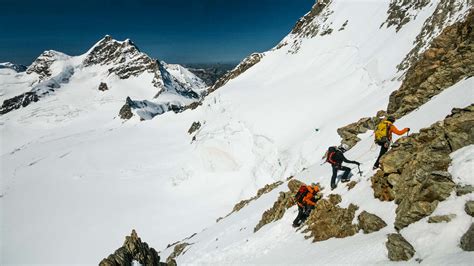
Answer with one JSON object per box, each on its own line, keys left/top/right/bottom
{"left": 303, "top": 195, "right": 359, "bottom": 242}
{"left": 358, "top": 211, "right": 387, "bottom": 234}
{"left": 466, "top": 201, "right": 474, "bottom": 217}
{"left": 370, "top": 106, "right": 474, "bottom": 229}
{"left": 166, "top": 242, "right": 191, "bottom": 265}
{"left": 253, "top": 179, "right": 316, "bottom": 232}
{"left": 217, "top": 181, "right": 283, "bottom": 223}
{"left": 254, "top": 190, "right": 295, "bottom": 232}
{"left": 460, "top": 223, "right": 474, "bottom": 251}
{"left": 386, "top": 233, "right": 416, "bottom": 261}
{"left": 428, "top": 214, "right": 456, "bottom": 223}
{"left": 99, "top": 230, "right": 164, "bottom": 266}
{"left": 388, "top": 10, "right": 474, "bottom": 118}
{"left": 337, "top": 115, "right": 384, "bottom": 148}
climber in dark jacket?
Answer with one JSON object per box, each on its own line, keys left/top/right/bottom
{"left": 326, "top": 144, "right": 360, "bottom": 190}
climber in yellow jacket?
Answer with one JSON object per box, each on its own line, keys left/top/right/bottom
{"left": 373, "top": 115, "right": 410, "bottom": 170}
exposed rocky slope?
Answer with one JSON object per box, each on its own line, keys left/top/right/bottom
{"left": 207, "top": 53, "right": 263, "bottom": 95}
{"left": 337, "top": 5, "right": 471, "bottom": 147}
{"left": 371, "top": 105, "right": 474, "bottom": 229}
{"left": 218, "top": 181, "right": 283, "bottom": 223}
{"left": 388, "top": 9, "right": 473, "bottom": 118}
{"left": 99, "top": 230, "right": 166, "bottom": 266}
{"left": 302, "top": 194, "right": 359, "bottom": 242}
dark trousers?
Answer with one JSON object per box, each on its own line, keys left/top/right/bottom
{"left": 293, "top": 205, "right": 310, "bottom": 226}
{"left": 331, "top": 165, "right": 351, "bottom": 188}
{"left": 374, "top": 143, "right": 389, "bottom": 168}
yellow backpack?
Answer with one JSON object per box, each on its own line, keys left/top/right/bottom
{"left": 374, "top": 120, "right": 391, "bottom": 144}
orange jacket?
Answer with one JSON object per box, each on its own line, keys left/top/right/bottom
{"left": 297, "top": 186, "right": 318, "bottom": 207}
{"left": 388, "top": 124, "right": 409, "bottom": 140}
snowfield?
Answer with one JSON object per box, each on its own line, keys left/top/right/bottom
{"left": 1, "top": 0, "right": 472, "bottom": 265}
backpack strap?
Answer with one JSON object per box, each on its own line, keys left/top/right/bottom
{"left": 327, "top": 151, "right": 337, "bottom": 165}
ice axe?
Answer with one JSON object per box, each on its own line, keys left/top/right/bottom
{"left": 357, "top": 165, "right": 363, "bottom": 177}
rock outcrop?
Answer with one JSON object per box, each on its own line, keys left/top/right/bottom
{"left": 99, "top": 82, "right": 109, "bottom": 91}
{"left": 357, "top": 211, "right": 387, "bottom": 233}
{"left": 188, "top": 121, "right": 201, "bottom": 135}
{"left": 397, "top": 0, "right": 471, "bottom": 71}
{"left": 388, "top": 10, "right": 474, "bottom": 118}
{"left": 119, "top": 97, "right": 134, "bottom": 120}
{"left": 0, "top": 92, "right": 39, "bottom": 115}
{"left": 218, "top": 181, "right": 284, "bottom": 223}
{"left": 380, "top": 0, "right": 431, "bottom": 32}
{"left": 166, "top": 242, "right": 191, "bottom": 265}
{"left": 428, "top": 214, "right": 456, "bottom": 223}
{"left": 386, "top": 233, "right": 416, "bottom": 261}
{"left": 207, "top": 53, "right": 263, "bottom": 95}
{"left": 337, "top": 111, "right": 386, "bottom": 148}
{"left": 371, "top": 105, "right": 474, "bottom": 229}
{"left": 253, "top": 179, "right": 303, "bottom": 232}
{"left": 466, "top": 201, "right": 474, "bottom": 217}
{"left": 460, "top": 223, "right": 474, "bottom": 251}
{"left": 99, "top": 230, "right": 165, "bottom": 266}
{"left": 457, "top": 184, "right": 474, "bottom": 196}
{"left": 303, "top": 194, "right": 359, "bottom": 242}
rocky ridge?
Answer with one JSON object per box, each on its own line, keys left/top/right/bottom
{"left": 207, "top": 53, "right": 263, "bottom": 95}
{"left": 99, "top": 230, "right": 166, "bottom": 266}
{"left": 371, "top": 105, "right": 474, "bottom": 229}
{"left": 218, "top": 181, "right": 283, "bottom": 223}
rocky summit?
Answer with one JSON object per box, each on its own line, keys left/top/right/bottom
{"left": 99, "top": 230, "right": 166, "bottom": 266}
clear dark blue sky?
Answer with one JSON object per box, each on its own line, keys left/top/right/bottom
{"left": 0, "top": 0, "right": 314, "bottom": 65}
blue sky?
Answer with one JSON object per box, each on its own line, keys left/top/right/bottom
{"left": 0, "top": 0, "right": 314, "bottom": 65}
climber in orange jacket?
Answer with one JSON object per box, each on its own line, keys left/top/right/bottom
{"left": 292, "top": 185, "right": 320, "bottom": 227}
{"left": 373, "top": 115, "right": 410, "bottom": 170}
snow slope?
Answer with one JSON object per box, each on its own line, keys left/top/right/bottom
{"left": 163, "top": 77, "right": 473, "bottom": 265}
{"left": 1, "top": 0, "right": 472, "bottom": 264}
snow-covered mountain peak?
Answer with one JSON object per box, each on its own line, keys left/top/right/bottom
{"left": 26, "top": 50, "right": 71, "bottom": 81}
{"left": 83, "top": 35, "right": 158, "bottom": 80}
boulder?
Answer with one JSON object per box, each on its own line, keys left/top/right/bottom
{"left": 386, "top": 233, "right": 416, "bottom": 261}
{"left": 346, "top": 181, "right": 357, "bottom": 190}
{"left": 98, "top": 82, "right": 109, "bottom": 91}
{"left": 358, "top": 211, "right": 387, "bottom": 233}
{"left": 188, "top": 121, "right": 201, "bottom": 134}
{"left": 465, "top": 201, "right": 474, "bottom": 217}
{"left": 456, "top": 184, "right": 474, "bottom": 196}
{"left": 460, "top": 223, "right": 474, "bottom": 251}
{"left": 303, "top": 195, "right": 359, "bottom": 242}
{"left": 428, "top": 214, "right": 456, "bottom": 223}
